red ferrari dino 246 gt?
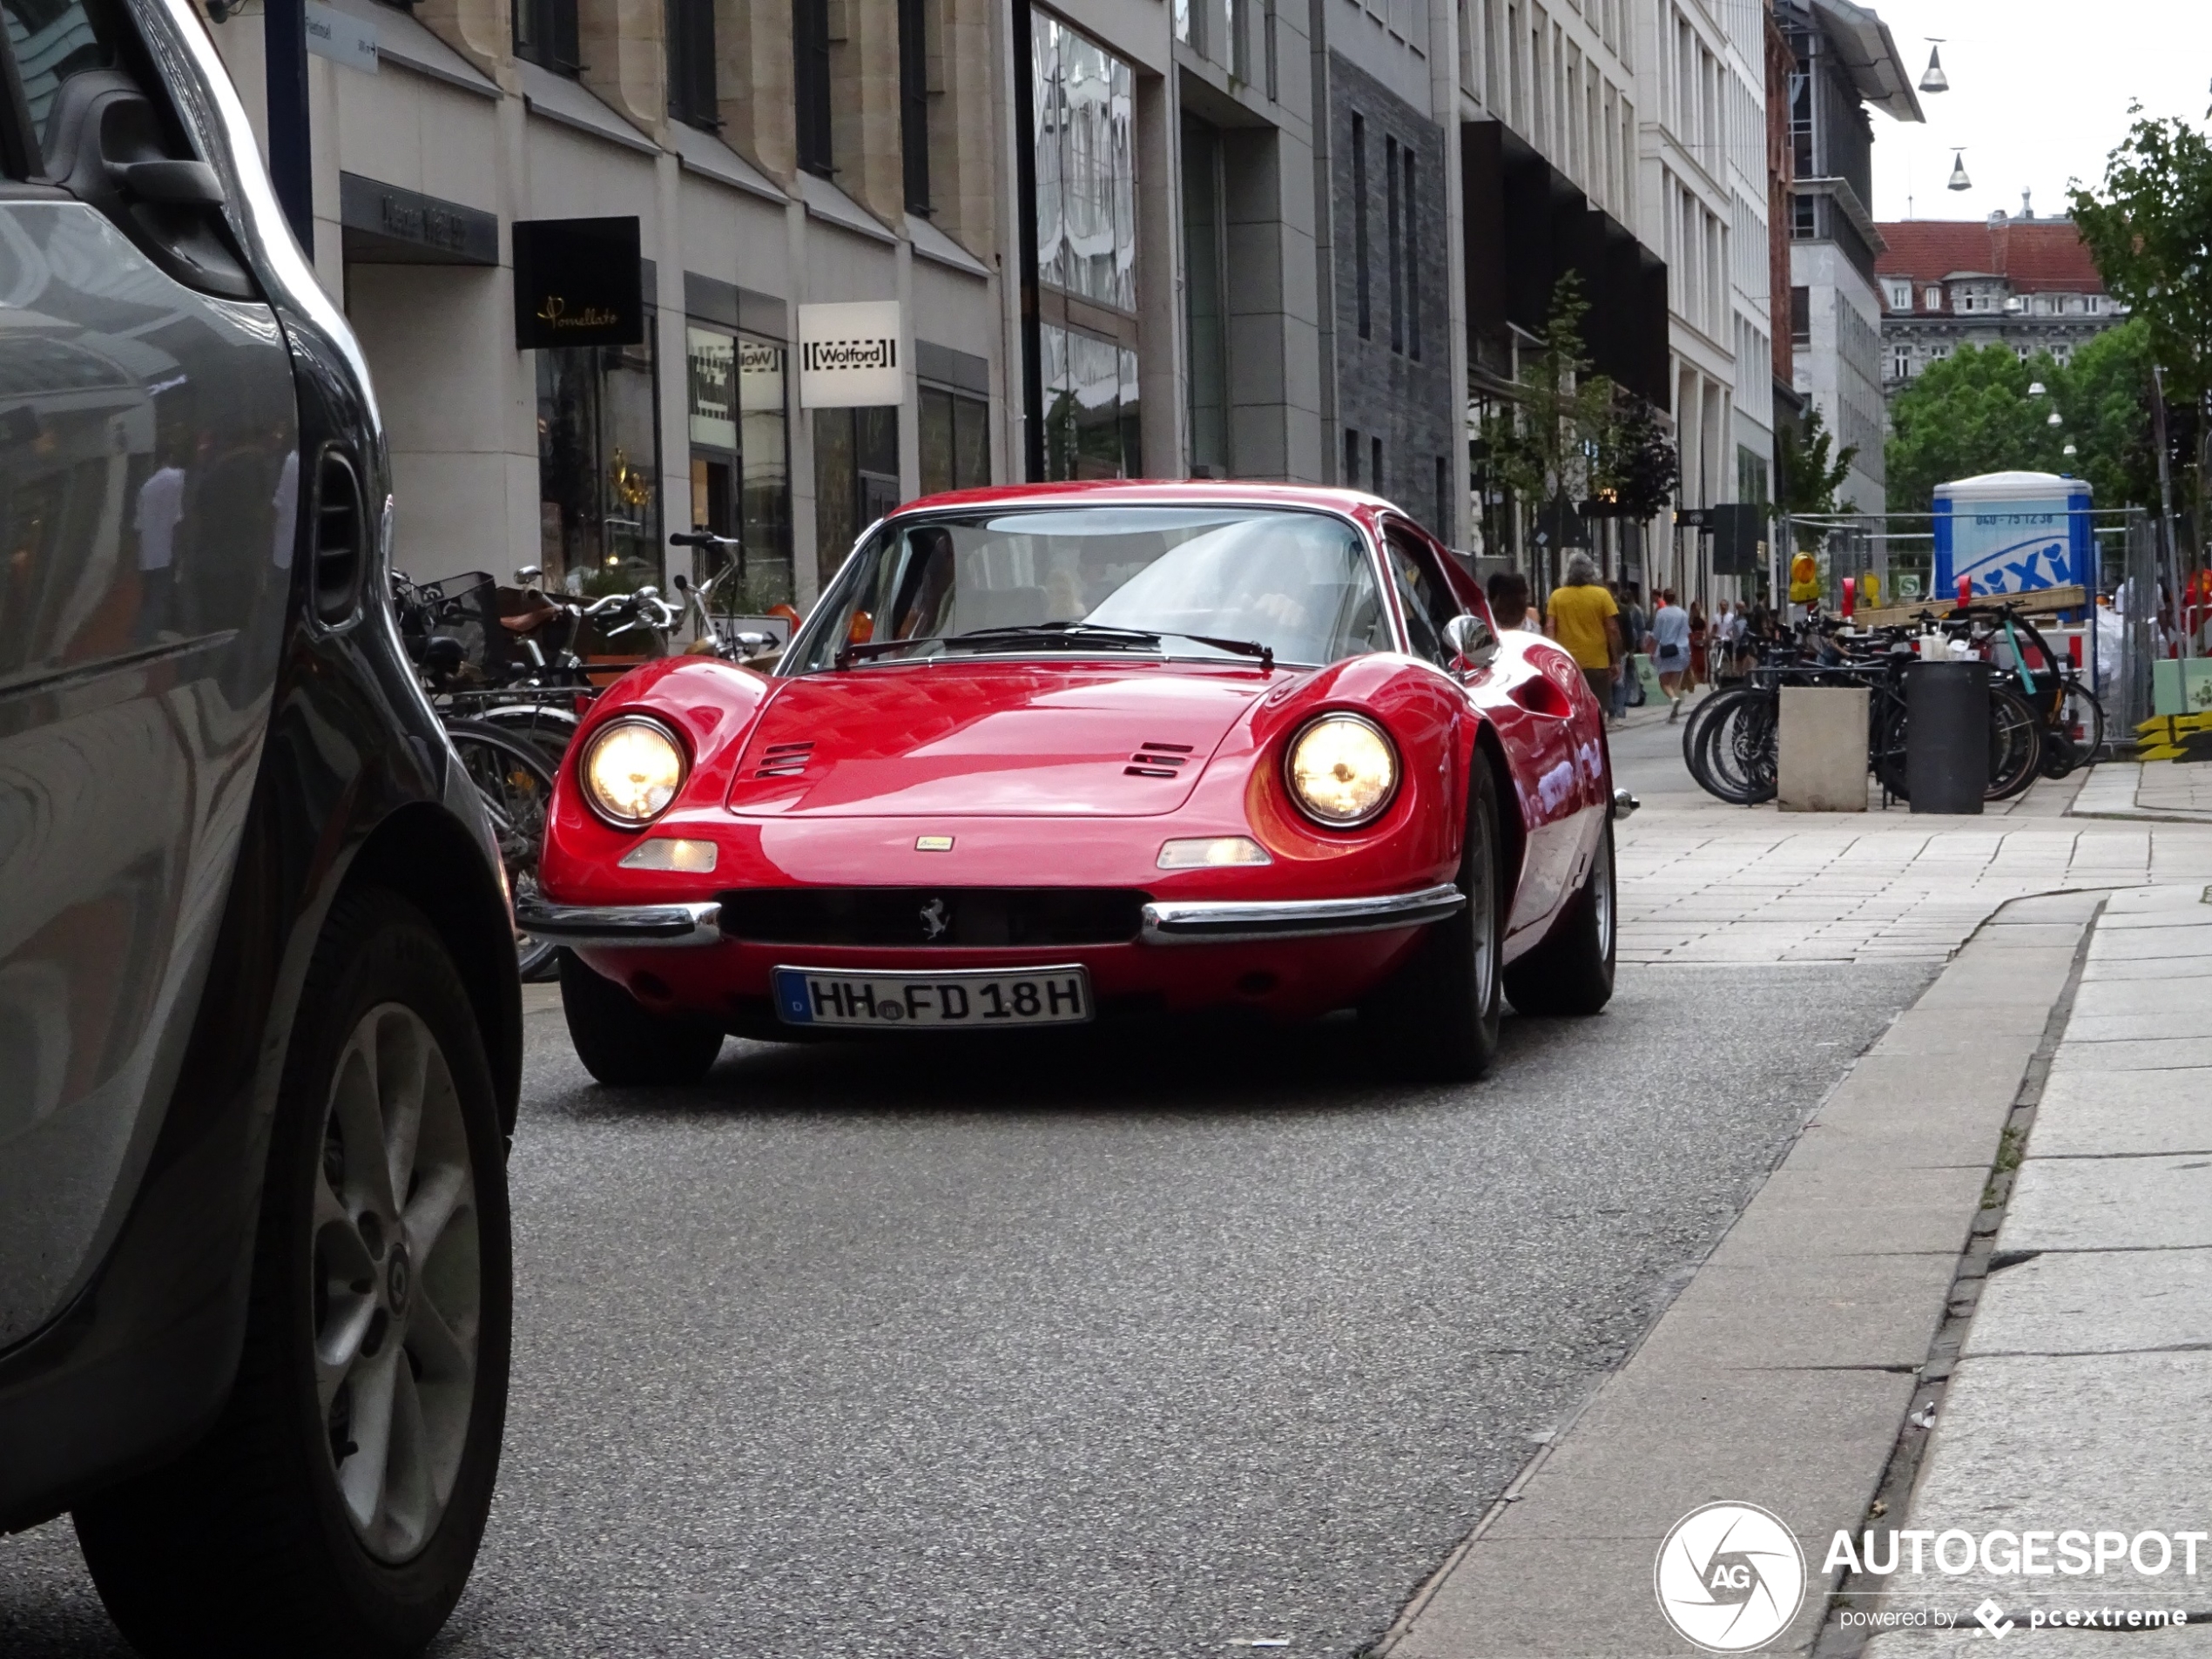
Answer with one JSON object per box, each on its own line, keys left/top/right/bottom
{"left": 520, "top": 482, "right": 1629, "bottom": 1083}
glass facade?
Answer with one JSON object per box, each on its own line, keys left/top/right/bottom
{"left": 813, "top": 407, "right": 900, "bottom": 590}
{"left": 1031, "top": 9, "right": 1140, "bottom": 482}
{"left": 536, "top": 321, "right": 661, "bottom": 592}
{"left": 920, "top": 387, "right": 992, "bottom": 496}
{"left": 1040, "top": 324, "right": 1139, "bottom": 481}
{"left": 1033, "top": 14, "right": 1135, "bottom": 312}
{"left": 684, "top": 322, "right": 792, "bottom": 610}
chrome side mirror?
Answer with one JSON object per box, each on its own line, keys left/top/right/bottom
{"left": 1444, "top": 611, "right": 1500, "bottom": 672}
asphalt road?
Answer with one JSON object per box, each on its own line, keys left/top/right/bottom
{"left": 1, "top": 712, "right": 1932, "bottom": 1657}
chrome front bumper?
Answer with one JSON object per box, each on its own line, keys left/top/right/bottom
{"left": 1139, "top": 882, "right": 1465, "bottom": 945}
{"left": 522, "top": 883, "right": 1466, "bottom": 952}
{"left": 515, "top": 899, "right": 723, "bottom": 948}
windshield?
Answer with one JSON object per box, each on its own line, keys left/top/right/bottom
{"left": 786, "top": 507, "right": 1392, "bottom": 672}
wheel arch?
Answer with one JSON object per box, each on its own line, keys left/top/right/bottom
{"left": 344, "top": 802, "right": 523, "bottom": 1142}
{"left": 1471, "top": 716, "right": 1527, "bottom": 903}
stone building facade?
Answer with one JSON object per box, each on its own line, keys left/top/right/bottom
{"left": 1875, "top": 210, "right": 2124, "bottom": 399}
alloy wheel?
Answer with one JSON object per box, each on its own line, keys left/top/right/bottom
{"left": 313, "top": 1002, "right": 483, "bottom": 1564}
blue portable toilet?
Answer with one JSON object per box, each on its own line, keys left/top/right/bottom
{"left": 1933, "top": 470, "right": 2092, "bottom": 597}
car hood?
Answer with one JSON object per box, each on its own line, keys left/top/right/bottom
{"left": 724, "top": 662, "right": 1271, "bottom": 817}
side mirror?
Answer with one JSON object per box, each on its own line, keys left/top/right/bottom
{"left": 1444, "top": 612, "right": 1500, "bottom": 672}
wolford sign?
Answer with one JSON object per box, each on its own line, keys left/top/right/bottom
{"left": 798, "top": 301, "right": 903, "bottom": 408}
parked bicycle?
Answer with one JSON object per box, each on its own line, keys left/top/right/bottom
{"left": 1683, "top": 610, "right": 2045, "bottom": 806}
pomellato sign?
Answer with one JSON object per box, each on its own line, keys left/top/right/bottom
{"left": 512, "top": 217, "right": 643, "bottom": 351}
{"left": 798, "top": 301, "right": 903, "bottom": 408}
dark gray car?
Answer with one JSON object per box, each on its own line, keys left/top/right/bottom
{"left": 0, "top": 0, "right": 520, "bottom": 1651}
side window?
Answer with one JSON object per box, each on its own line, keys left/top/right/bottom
{"left": 1383, "top": 525, "right": 1460, "bottom": 667}
{"left": 1, "top": 0, "right": 112, "bottom": 160}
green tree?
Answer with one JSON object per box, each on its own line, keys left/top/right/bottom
{"left": 1478, "top": 274, "right": 1619, "bottom": 540}
{"left": 1882, "top": 325, "right": 2156, "bottom": 517}
{"left": 1776, "top": 404, "right": 1857, "bottom": 544}
{"left": 2071, "top": 103, "right": 2212, "bottom": 544}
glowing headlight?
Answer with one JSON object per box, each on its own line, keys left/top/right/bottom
{"left": 581, "top": 717, "right": 687, "bottom": 827}
{"left": 1285, "top": 714, "right": 1398, "bottom": 827}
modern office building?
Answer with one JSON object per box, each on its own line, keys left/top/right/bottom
{"left": 1775, "top": 0, "right": 1921, "bottom": 516}
{"left": 207, "top": 0, "right": 1866, "bottom": 595}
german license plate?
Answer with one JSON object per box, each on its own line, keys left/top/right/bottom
{"left": 772, "top": 966, "right": 1094, "bottom": 1028}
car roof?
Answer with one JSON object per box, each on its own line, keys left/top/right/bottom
{"left": 887, "top": 479, "right": 1400, "bottom": 521}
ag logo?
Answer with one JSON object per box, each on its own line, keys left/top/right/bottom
{"left": 1654, "top": 1501, "right": 1805, "bottom": 1652}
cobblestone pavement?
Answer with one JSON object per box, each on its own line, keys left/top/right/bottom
{"left": 1610, "top": 712, "right": 2212, "bottom": 966}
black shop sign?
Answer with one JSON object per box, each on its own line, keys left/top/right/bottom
{"left": 512, "top": 216, "right": 644, "bottom": 350}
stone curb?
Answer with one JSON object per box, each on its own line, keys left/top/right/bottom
{"left": 1372, "top": 893, "right": 2108, "bottom": 1659}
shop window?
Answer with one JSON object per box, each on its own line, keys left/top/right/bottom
{"left": 668, "top": 0, "right": 717, "bottom": 127}
{"left": 1040, "top": 323, "right": 1138, "bottom": 481}
{"left": 683, "top": 324, "right": 794, "bottom": 610}
{"left": 919, "top": 386, "right": 991, "bottom": 495}
{"left": 813, "top": 407, "right": 900, "bottom": 590}
{"left": 536, "top": 324, "right": 662, "bottom": 591}
{"left": 514, "top": 0, "right": 578, "bottom": 73}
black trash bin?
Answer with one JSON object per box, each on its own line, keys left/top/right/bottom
{"left": 1905, "top": 660, "right": 1990, "bottom": 814}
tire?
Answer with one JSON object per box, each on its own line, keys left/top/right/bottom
{"left": 74, "top": 889, "right": 511, "bottom": 1659}
{"left": 1504, "top": 812, "right": 1617, "bottom": 1016}
{"left": 476, "top": 700, "right": 582, "bottom": 764}
{"left": 1363, "top": 759, "right": 1506, "bottom": 1081}
{"left": 1690, "top": 687, "right": 1778, "bottom": 805}
{"left": 1986, "top": 686, "right": 2044, "bottom": 800}
{"left": 444, "top": 720, "right": 558, "bottom": 980}
{"left": 559, "top": 948, "right": 725, "bottom": 1086}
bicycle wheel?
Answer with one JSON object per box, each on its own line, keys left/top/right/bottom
{"left": 1693, "top": 686, "right": 1778, "bottom": 805}
{"left": 446, "top": 719, "right": 559, "bottom": 979}
{"left": 2060, "top": 681, "right": 2106, "bottom": 765}
{"left": 477, "top": 698, "right": 583, "bottom": 762}
{"left": 1986, "top": 686, "right": 2044, "bottom": 800}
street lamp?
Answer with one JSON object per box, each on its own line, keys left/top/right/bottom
{"left": 2027, "top": 381, "right": 2047, "bottom": 397}
{"left": 1947, "top": 150, "right": 1972, "bottom": 192}
{"left": 1920, "top": 40, "right": 1949, "bottom": 94}
{"left": 2063, "top": 442, "right": 2078, "bottom": 456}
{"left": 2047, "top": 410, "right": 2063, "bottom": 427}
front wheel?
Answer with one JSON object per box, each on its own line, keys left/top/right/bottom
{"left": 560, "top": 949, "right": 725, "bottom": 1086}
{"left": 1364, "top": 760, "right": 1506, "bottom": 1081}
{"left": 75, "top": 889, "right": 511, "bottom": 1659}
{"left": 1504, "top": 813, "right": 1617, "bottom": 1015}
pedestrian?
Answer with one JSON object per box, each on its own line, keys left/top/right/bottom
{"left": 1619, "top": 583, "right": 1648, "bottom": 709}
{"left": 1544, "top": 552, "right": 1622, "bottom": 718}
{"left": 1647, "top": 588, "right": 1691, "bottom": 720}
{"left": 1710, "top": 598, "right": 1737, "bottom": 683}
{"left": 1607, "top": 581, "right": 1634, "bottom": 718}
{"left": 1687, "top": 599, "right": 1708, "bottom": 692}
{"left": 1487, "top": 569, "right": 1534, "bottom": 631}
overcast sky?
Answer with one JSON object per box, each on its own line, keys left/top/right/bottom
{"left": 1858, "top": 0, "right": 2212, "bottom": 224}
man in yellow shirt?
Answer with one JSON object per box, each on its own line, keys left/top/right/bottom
{"left": 1545, "top": 553, "right": 1622, "bottom": 718}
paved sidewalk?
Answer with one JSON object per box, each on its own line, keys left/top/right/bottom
{"left": 1858, "top": 883, "right": 2212, "bottom": 1656}
{"left": 2072, "top": 761, "right": 2212, "bottom": 824}
{"left": 1377, "top": 894, "right": 2101, "bottom": 1658}
{"left": 1613, "top": 725, "right": 2212, "bottom": 967}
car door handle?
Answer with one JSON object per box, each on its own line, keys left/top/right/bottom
{"left": 111, "top": 158, "right": 226, "bottom": 207}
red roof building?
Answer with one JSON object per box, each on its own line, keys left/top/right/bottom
{"left": 1871, "top": 210, "right": 2123, "bottom": 398}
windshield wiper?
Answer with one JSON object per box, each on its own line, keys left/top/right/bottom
{"left": 839, "top": 620, "right": 1272, "bottom": 671}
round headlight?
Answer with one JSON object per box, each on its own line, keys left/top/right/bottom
{"left": 581, "top": 717, "right": 687, "bottom": 827}
{"left": 1285, "top": 714, "right": 1399, "bottom": 827}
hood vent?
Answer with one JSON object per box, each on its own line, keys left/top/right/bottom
{"left": 752, "top": 740, "right": 815, "bottom": 780}
{"left": 1125, "top": 741, "right": 1195, "bottom": 779}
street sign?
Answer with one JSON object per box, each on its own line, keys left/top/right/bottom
{"left": 798, "top": 301, "right": 904, "bottom": 408}
{"left": 304, "top": 2, "right": 378, "bottom": 72}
